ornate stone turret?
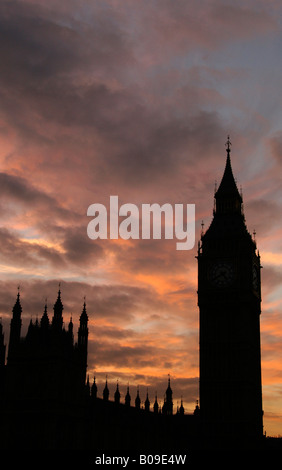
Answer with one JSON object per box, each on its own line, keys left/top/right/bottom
{"left": 91, "top": 376, "right": 97, "bottom": 399}
{"left": 52, "top": 287, "right": 63, "bottom": 330}
{"left": 125, "top": 385, "right": 131, "bottom": 406}
{"left": 7, "top": 288, "right": 22, "bottom": 363}
{"left": 114, "top": 381, "right": 120, "bottom": 404}
{"left": 78, "top": 299, "right": 88, "bottom": 348}
{"left": 162, "top": 376, "right": 173, "bottom": 415}
{"left": 153, "top": 393, "right": 159, "bottom": 414}
{"left": 145, "top": 389, "right": 150, "bottom": 412}
{"left": 103, "top": 377, "right": 109, "bottom": 401}
{"left": 135, "top": 387, "right": 141, "bottom": 410}
{"left": 40, "top": 302, "right": 49, "bottom": 330}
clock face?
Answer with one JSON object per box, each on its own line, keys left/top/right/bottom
{"left": 252, "top": 265, "right": 259, "bottom": 291}
{"left": 209, "top": 262, "right": 234, "bottom": 287}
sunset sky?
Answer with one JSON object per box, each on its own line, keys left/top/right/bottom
{"left": 1, "top": 0, "right": 282, "bottom": 437}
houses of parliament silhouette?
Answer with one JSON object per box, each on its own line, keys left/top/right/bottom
{"left": 0, "top": 138, "right": 276, "bottom": 450}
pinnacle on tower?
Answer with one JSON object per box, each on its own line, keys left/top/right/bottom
{"left": 79, "top": 299, "right": 88, "bottom": 325}
{"left": 214, "top": 136, "right": 243, "bottom": 215}
{"left": 40, "top": 302, "right": 49, "bottom": 329}
{"left": 91, "top": 376, "right": 97, "bottom": 399}
{"left": 135, "top": 386, "right": 141, "bottom": 409}
{"left": 52, "top": 286, "right": 64, "bottom": 330}
{"left": 103, "top": 377, "right": 109, "bottom": 401}
{"left": 163, "top": 375, "right": 173, "bottom": 415}
{"left": 145, "top": 389, "right": 150, "bottom": 412}
{"left": 114, "top": 381, "right": 120, "bottom": 404}
{"left": 78, "top": 299, "right": 88, "bottom": 348}
{"left": 125, "top": 385, "right": 131, "bottom": 406}
{"left": 179, "top": 397, "right": 184, "bottom": 415}
{"left": 153, "top": 393, "right": 159, "bottom": 414}
{"left": 13, "top": 287, "right": 22, "bottom": 319}
{"left": 7, "top": 289, "right": 22, "bottom": 363}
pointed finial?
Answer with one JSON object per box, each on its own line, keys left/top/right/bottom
{"left": 103, "top": 375, "right": 109, "bottom": 400}
{"left": 56, "top": 283, "right": 61, "bottom": 301}
{"left": 13, "top": 286, "right": 22, "bottom": 314}
{"left": 225, "top": 135, "right": 232, "bottom": 156}
{"left": 201, "top": 220, "right": 204, "bottom": 236}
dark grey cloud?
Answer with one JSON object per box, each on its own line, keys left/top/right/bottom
{"left": 245, "top": 198, "right": 280, "bottom": 236}
{"left": 110, "top": 237, "right": 197, "bottom": 277}
{"left": 0, "top": 278, "right": 166, "bottom": 326}
{"left": 0, "top": 172, "right": 55, "bottom": 205}
{"left": 210, "top": 3, "right": 277, "bottom": 37}
{"left": 261, "top": 266, "right": 282, "bottom": 293}
{"left": 0, "top": 171, "right": 79, "bottom": 223}
{"left": 0, "top": 227, "right": 65, "bottom": 268}
{"left": 89, "top": 342, "right": 159, "bottom": 369}
{"left": 0, "top": 0, "right": 227, "bottom": 190}
{"left": 93, "top": 325, "right": 137, "bottom": 340}
{"left": 62, "top": 226, "right": 104, "bottom": 263}
{"left": 0, "top": 224, "right": 104, "bottom": 273}
{"left": 0, "top": 1, "right": 133, "bottom": 85}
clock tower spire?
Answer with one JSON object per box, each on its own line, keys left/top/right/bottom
{"left": 198, "top": 138, "right": 263, "bottom": 447}
{"left": 214, "top": 135, "right": 243, "bottom": 216}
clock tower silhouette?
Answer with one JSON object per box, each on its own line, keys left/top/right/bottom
{"left": 197, "top": 137, "right": 263, "bottom": 446}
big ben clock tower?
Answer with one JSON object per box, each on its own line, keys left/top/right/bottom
{"left": 198, "top": 137, "right": 263, "bottom": 445}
